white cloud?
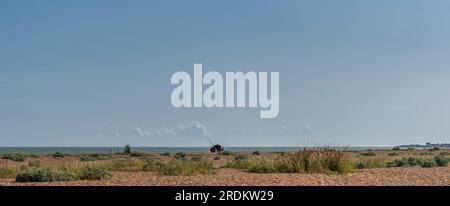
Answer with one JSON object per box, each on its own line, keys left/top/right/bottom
{"left": 132, "top": 127, "right": 153, "bottom": 137}
{"left": 86, "top": 128, "right": 105, "bottom": 138}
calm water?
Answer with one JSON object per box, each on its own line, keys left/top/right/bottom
{"left": 0, "top": 147, "right": 390, "bottom": 154}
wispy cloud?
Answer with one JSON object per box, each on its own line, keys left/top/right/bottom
{"left": 132, "top": 126, "right": 153, "bottom": 137}
{"left": 86, "top": 128, "right": 105, "bottom": 138}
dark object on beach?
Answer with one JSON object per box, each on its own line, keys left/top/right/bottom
{"left": 209, "top": 145, "right": 224, "bottom": 153}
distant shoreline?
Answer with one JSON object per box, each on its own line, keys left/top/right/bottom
{"left": 0, "top": 146, "right": 393, "bottom": 154}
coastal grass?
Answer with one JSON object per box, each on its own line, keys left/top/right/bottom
{"left": 143, "top": 159, "right": 215, "bottom": 176}
{"left": 0, "top": 167, "right": 16, "bottom": 179}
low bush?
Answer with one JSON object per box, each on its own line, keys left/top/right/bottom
{"left": 15, "top": 168, "right": 78, "bottom": 182}
{"left": 388, "top": 152, "right": 400, "bottom": 156}
{"left": 2, "top": 153, "right": 28, "bottom": 162}
{"left": 359, "top": 152, "right": 376, "bottom": 157}
{"left": 252, "top": 151, "right": 261, "bottom": 155}
{"left": 392, "top": 147, "right": 401, "bottom": 151}
{"left": 0, "top": 167, "right": 16, "bottom": 179}
{"left": 160, "top": 152, "right": 170, "bottom": 156}
{"left": 80, "top": 167, "right": 112, "bottom": 180}
{"left": 123, "top": 145, "right": 132, "bottom": 155}
{"left": 219, "top": 151, "right": 233, "bottom": 156}
{"left": 130, "top": 152, "right": 145, "bottom": 157}
{"left": 53, "top": 152, "right": 65, "bottom": 158}
{"left": 356, "top": 161, "right": 368, "bottom": 169}
{"left": 234, "top": 155, "right": 247, "bottom": 161}
{"left": 158, "top": 160, "right": 215, "bottom": 176}
{"left": 421, "top": 159, "right": 437, "bottom": 168}
{"left": 434, "top": 155, "right": 449, "bottom": 167}
{"left": 28, "top": 160, "right": 42, "bottom": 167}
{"left": 213, "top": 156, "right": 220, "bottom": 160}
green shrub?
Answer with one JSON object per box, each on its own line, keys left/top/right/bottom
{"left": 434, "top": 155, "right": 449, "bottom": 167}
{"left": 359, "top": 152, "right": 376, "bottom": 156}
{"left": 2, "top": 153, "right": 28, "bottom": 162}
{"left": 356, "top": 161, "right": 368, "bottom": 169}
{"left": 175, "top": 152, "right": 186, "bottom": 159}
{"left": 53, "top": 152, "right": 65, "bottom": 158}
{"left": 130, "top": 152, "right": 145, "bottom": 157}
{"left": 15, "top": 168, "right": 78, "bottom": 182}
{"left": 80, "top": 155, "right": 97, "bottom": 161}
{"left": 421, "top": 159, "right": 437, "bottom": 168}
{"left": 248, "top": 161, "right": 276, "bottom": 173}
{"left": 234, "top": 155, "right": 247, "bottom": 161}
{"left": 158, "top": 160, "right": 215, "bottom": 176}
{"left": 160, "top": 152, "right": 170, "bottom": 156}
{"left": 142, "top": 160, "right": 162, "bottom": 172}
{"left": 219, "top": 151, "right": 233, "bottom": 156}
{"left": 0, "top": 167, "right": 16, "bottom": 179}
{"left": 80, "top": 167, "right": 112, "bottom": 180}
{"left": 388, "top": 152, "right": 400, "bottom": 156}
{"left": 123, "top": 144, "right": 132, "bottom": 155}
{"left": 406, "top": 157, "right": 423, "bottom": 166}
{"left": 392, "top": 147, "right": 401, "bottom": 151}
{"left": 190, "top": 156, "right": 202, "bottom": 161}
{"left": 252, "top": 151, "right": 261, "bottom": 155}
{"left": 28, "top": 160, "right": 42, "bottom": 167}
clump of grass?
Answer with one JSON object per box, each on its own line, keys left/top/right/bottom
{"left": 28, "top": 160, "right": 42, "bottom": 167}
{"left": 175, "top": 152, "right": 187, "bottom": 159}
{"left": 103, "top": 158, "right": 144, "bottom": 171}
{"left": 356, "top": 161, "right": 368, "bottom": 169}
{"left": 2, "top": 153, "right": 28, "bottom": 162}
{"left": 53, "top": 152, "right": 65, "bottom": 158}
{"left": 419, "top": 152, "right": 433, "bottom": 156}
{"left": 0, "top": 167, "right": 16, "bottom": 179}
{"left": 15, "top": 167, "right": 78, "bottom": 182}
{"left": 228, "top": 148, "right": 353, "bottom": 174}
{"left": 160, "top": 152, "right": 170, "bottom": 156}
{"left": 421, "top": 159, "right": 437, "bottom": 168}
{"left": 157, "top": 160, "right": 215, "bottom": 176}
{"left": 388, "top": 152, "right": 400, "bottom": 156}
{"left": 386, "top": 156, "right": 425, "bottom": 167}
{"left": 80, "top": 166, "right": 112, "bottom": 180}
{"left": 213, "top": 156, "right": 220, "bottom": 160}
{"left": 392, "top": 147, "right": 401, "bottom": 151}
{"left": 190, "top": 156, "right": 202, "bottom": 161}
{"left": 252, "top": 151, "right": 261, "bottom": 155}
{"left": 142, "top": 160, "right": 163, "bottom": 172}
{"left": 219, "top": 151, "right": 233, "bottom": 156}
{"left": 434, "top": 155, "right": 449, "bottom": 167}
{"left": 130, "top": 152, "right": 145, "bottom": 157}
{"left": 80, "top": 155, "right": 97, "bottom": 161}
{"left": 359, "top": 152, "right": 376, "bottom": 157}
{"left": 234, "top": 155, "right": 247, "bottom": 161}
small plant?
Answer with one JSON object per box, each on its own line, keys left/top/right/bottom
{"left": 219, "top": 151, "right": 233, "bottom": 156}
{"left": 123, "top": 144, "right": 132, "bottom": 155}
{"left": 388, "top": 152, "right": 400, "bottom": 156}
{"left": 392, "top": 147, "right": 401, "bottom": 151}
{"left": 15, "top": 168, "right": 78, "bottom": 182}
{"left": 190, "top": 156, "right": 202, "bottom": 161}
{"left": 158, "top": 160, "right": 215, "bottom": 176}
{"left": 142, "top": 160, "right": 162, "bottom": 172}
{"left": 160, "top": 152, "right": 170, "bottom": 156}
{"left": 2, "top": 153, "right": 28, "bottom": 162}
{"left": 434, "top": 155, "right": 449, "bottom": 167}
{"left": 80, "top": 167, "right": 112, "bottom": 180}
{"left": 406, "top": 148, "right": 415, "bottom": 151}
{"left": 359, "top": 152, "right": 376, "bottom": 156}
{"left": 130, "top": 152, "right": 145, "bottom": 157}
{"left": 213, "top": 156, "right": 220, "bottom": 160}
{"left": 28, "top": 160, "right": 42, "bottom": 167}
{"left": 248, "top": 161, "right": 276, "bottom": 173}
{"left": 175, "top": 152, "right": 186, "bottom": 159}
{"left": 356, "top": 161, "right": 368, "bottom": 169}
{"left": 0, "top": 167, "right": 16, "bottom": 179}
{"left": 252, "top": 151, "right": 261, "bottom": 155}
{"left": 53, "top": 152, "right": 65, "bottom": 158}
{"left": 420, "top": 159, "right": 437, "bottom": 168}
{"left": 234, "top": 155, "right": 247, "bottom": 161}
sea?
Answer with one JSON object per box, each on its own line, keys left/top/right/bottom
{"left": 0, "top": 147, "right": 391, "bottom": 154}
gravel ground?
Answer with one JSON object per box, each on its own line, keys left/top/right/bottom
{"left": 1, "top": 166, "right": 449, "bottom": 186}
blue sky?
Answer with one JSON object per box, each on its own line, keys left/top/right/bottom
{"left": 1, "top": 0, "right": 450, "bottom": 146}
